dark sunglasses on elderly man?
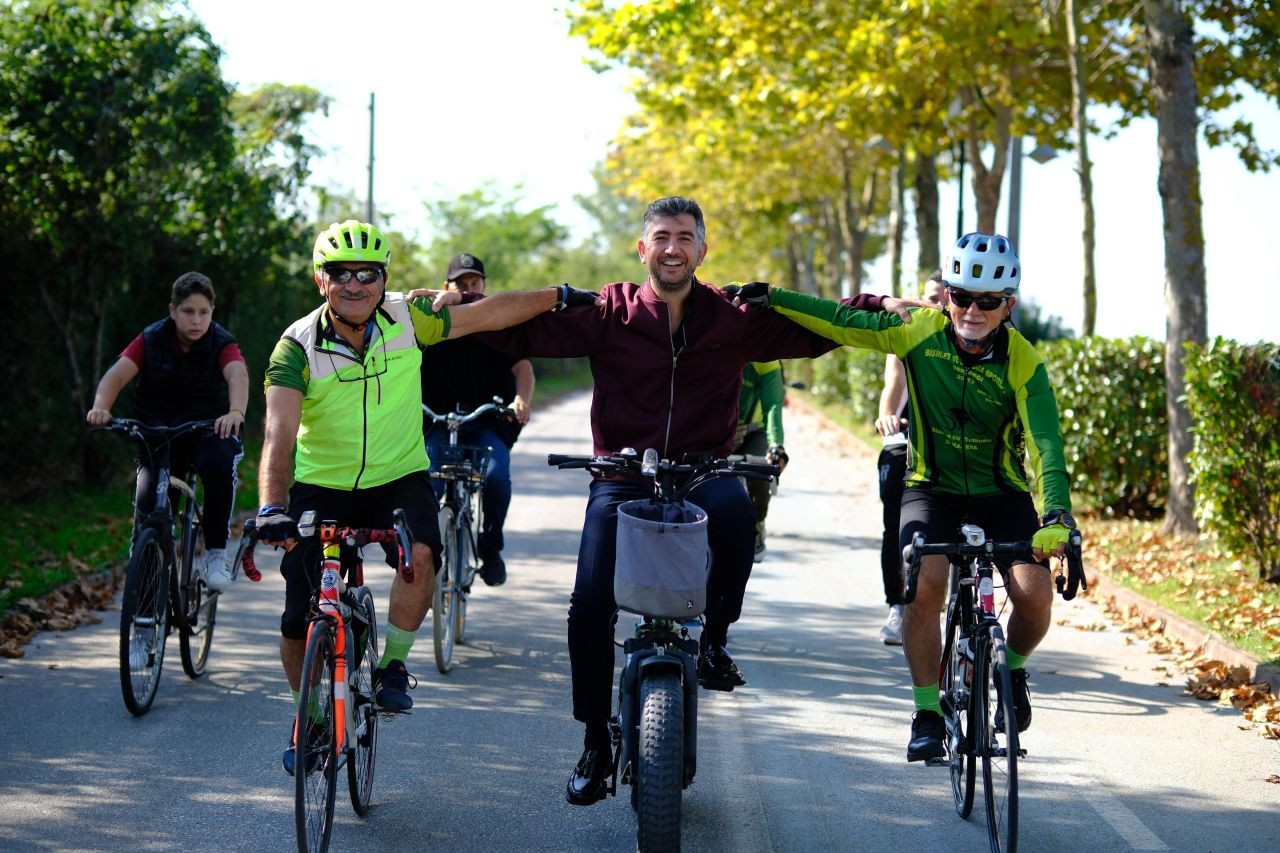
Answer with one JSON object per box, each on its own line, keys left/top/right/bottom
{"left": 946, "top": 288, "right": 1007, "bottom": 311}
{"left": 325, "top": 266, "right": 384, "bottom": 285}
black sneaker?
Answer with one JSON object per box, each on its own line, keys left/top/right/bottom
{"left": 995, "top": 668, "right": 1032, "bottom": 733}
{"left": 478, "top": 545, "right": 506, "bottom": 587}
{"left": 282, "top": 721, "right": 328, "bottom": 777}
{"left": 373, "top": 659, "right": 416, "bottom": 712}
{"left": 565, "top": 746, "right": 613, "bottom": 805}
{"left": 697, "top": 635, "right": 746, "bottom": 691}
{"left": 906, "top": 710, "right": 945, "bottom": 762}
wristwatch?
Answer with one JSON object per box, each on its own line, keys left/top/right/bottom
{"left": 1041, "top": 509, "right": 1077, "bottom": 529}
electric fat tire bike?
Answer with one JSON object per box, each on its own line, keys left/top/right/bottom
{"left": 236, "top": 510, "right": 414, "bottom": 853}
{"left": 904, "top": 524, "right": 1085, "bottom": 853}
{"left": 97, "top": 418, "right": 244, "bottom": 715}
{"left": 549, "top": 448, "right": 778, "bottom": 853}
{"left": 422, "top": 399, "right": 513, "bottom": 674}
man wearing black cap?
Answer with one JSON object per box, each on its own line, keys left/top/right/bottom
{"left": 420, "top": 253, "right": 535, "bottom": 586}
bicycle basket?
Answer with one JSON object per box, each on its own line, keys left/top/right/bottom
{"left": 428, "top": 444, "right": 491, "bottom": 482}
{"left": 614, "top": 499, "right": 709, "bottom": 619}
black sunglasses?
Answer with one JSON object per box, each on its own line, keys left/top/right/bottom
{"left": 325, "top": 266, "right": 384, "bottom": 285}
{"left": 947, "top": 288, "right": 1007, "bottom": 311}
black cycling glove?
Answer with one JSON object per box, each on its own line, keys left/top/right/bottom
{"left": 554, "top": 283, "right": 599, "bottom": 312}
{"left": 255, "top": 504, "right": 297, "bottom": 542}
{"left": 767, "top": 445, "right": 789, "bottom": 467}
{"left": 722, "top": 281, "right": 771, "bottom": 306}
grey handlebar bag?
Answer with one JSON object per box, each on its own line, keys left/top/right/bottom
{"left": 614, "top": 499, "right": 710, "bottom": 619}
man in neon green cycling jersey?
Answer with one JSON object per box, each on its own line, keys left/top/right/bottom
{"left": 734, "top": 360, "right": 788, "bottom": 561}
{"left": 727, "top": 233, "right": 1078, "bottom": 762}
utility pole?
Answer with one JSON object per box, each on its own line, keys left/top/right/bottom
{"left": 366, "top": 92, "right": 375, "bottom": 224}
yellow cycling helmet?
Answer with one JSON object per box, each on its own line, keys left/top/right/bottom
{"left": 312, "top": 220, "right": 392, "bottom": 272}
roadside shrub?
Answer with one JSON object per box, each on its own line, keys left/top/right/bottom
{"left": 787, "top": 346, "right": 882, "bottom": 424}
{"left": 1038, "top": 337, "right": 1167, "bottom": 518}
{"left": 1185, "top": 339, "right": 1280, "bottom": 584}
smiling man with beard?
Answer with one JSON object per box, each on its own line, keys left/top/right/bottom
{"left": 476, "top": 196, "right": 920, "bottom": 804}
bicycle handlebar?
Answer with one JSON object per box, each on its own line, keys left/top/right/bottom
{"left": 234, "top": 508, "right": 415, "bottom": 584}
{"left": 92, "top": 417, "right": 218, "bottom": 443}
{"left": 422, "top": 397, "right": 515, "bottom": 429}
{"left": 548, "top": 450, "right": 780, "bottom": 502}
{"left": 902, "top": 530, "right": 1086, "bottom": 604}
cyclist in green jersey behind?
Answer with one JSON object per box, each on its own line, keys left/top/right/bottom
{"left": 734, "top": 361, "right": 788, "bottom": 561}
{"left": 726, "top": 233, "right": 1079, "bottom": 762}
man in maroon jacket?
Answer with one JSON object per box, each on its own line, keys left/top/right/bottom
{"left": 480, "top": 196, "right": 910, "bottom": 804}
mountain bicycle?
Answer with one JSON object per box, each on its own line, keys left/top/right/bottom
{"left": 904, "top": 524, "right": 1085, "bottom": 853}
{"left": 96, "top": 418, "right": 256, "bottom": 715}
{"left": 235, "top": 510, "right": 414, "bottom": 853}
{"left": 422, "top": 398, "right": 513, "bottom": 674}
{"left": 549, "top": 448, "right": 778, "bottom": 853}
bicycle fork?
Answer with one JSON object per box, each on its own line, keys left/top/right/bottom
{"left": 614, "top": 630, "right": 700, "bottom": 791}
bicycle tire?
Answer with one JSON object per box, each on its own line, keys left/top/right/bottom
{"left": 942, "top": 594, "right": 976, "bottom": 818}
{"left": 980, "top": 633, "right": 1019, "bottom": 853}
{"left": 455, "top": 502, "right": 473, "bottom": 645}
{"left": 635, "top": 670, "right": 683, "bottom": 853}
{"left": 432, "top": 506, "right": 458, "bottom": 674}
{"left": 119, "top": 527, "right": 170, "bottom": 716}
{"left": 178, "top": 496, "right": 216, "bottom": 678}
{"left": 347, "top": 586, "right": 379, "bottom": 816}
{"left": 296, "top": 625, "right": 338, "bottom": 853}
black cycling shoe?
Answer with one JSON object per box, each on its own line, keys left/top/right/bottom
{"left": 565, "top": 747, "right": 612, "bottom": 805}
{"left": 906, "top": 710, "right": 946, "bottom": 762}
{"left": 697, "top": 636, "right": 746, "bottom": 691}
{"left": 282, "top": 722, "right": 327, "bottom": 777}
{"left": 995, "top": 668, "right": 1032, "bottom": 733}
{"left": 478, "top": 547, "right": 506, "bottom": 587}
{"left": 373, "top": 659, "right": 416, "bottom": 712}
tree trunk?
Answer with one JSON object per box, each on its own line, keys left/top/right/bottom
{"left": 913, "top": 150, "right": 940, "bottom": 281}
{"left": 1066, "top": 0, "right": 1099, "bottom": 336}
{"left": 963, "top": 86, "right": 1012, "bottom": 234}
{"left": 1145, "top": 0, "right": 1207, "bottom": 537}
{"left": 887, "top": 146, "right": 907, "bottom": 297}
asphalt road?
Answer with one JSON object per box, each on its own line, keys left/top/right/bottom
{"left": 2, "top": 390, "right": 1277, "bottom": 852}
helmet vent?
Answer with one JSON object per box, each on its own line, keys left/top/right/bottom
{"left": 970, "top": 263, "right": 984, "bottom": 278}
{"left": 975, "top": 238, "right": 988, "bottom": 252}
{"left": 342, "top": 231, "right": 353, "bottom": 249}
{"left": 993, "top": 265, "right": 1005, "bottom": 279}
{"left": 951, "top": 259, "right": 961, "bottom": 274}
{"left": 360, "top": 231, "right": 369, "bottom": 248}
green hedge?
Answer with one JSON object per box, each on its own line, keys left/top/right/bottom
{"left": 1185, "top": 339, "right": 1280, "bottom": 583}
{"left": 786, "top": 347, "right": 884, "bottom": 425}
{"left": 1036, "top": 337, "right": 1168, "bottom": 518}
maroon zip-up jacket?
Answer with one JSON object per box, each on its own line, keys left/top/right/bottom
{"left": 479, "top": 279, "right": 883, "bottom": 460}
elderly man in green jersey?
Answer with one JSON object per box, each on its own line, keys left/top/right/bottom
{"left": 727, "top": 233, "right": 1079, "bottom": 763}
{"left": 255, "top": 219, "right": 595, "bottom": 775}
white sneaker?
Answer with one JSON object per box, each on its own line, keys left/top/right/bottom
{"left": 880, "top": 605, "right": 904, "bottom": 646}
{"left": 204, "top": 549, "right": 233, "bottom": 593}
{"left": 753, "top": 522, "right": 766, "bottom": 563}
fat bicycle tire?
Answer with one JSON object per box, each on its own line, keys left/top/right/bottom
{"left": 119, "top": 526, "right": 170, "bottom": 716}
{"left": 635, "top": 669, "right": 684, "bottom": 853}
{"left": 296, "top": 625, "right": 338, "bottom": 852}
{"left": 347, "top": 586, "right": 379, "bottom": 816}
{"left": 980, "top": 635, "right": 1019, "bottom": 853}
{"left": 432, "top": 506, "right": 459, "bottom": 674}
{"left": 177, "top": 496, "right": 216, "bottom": 678}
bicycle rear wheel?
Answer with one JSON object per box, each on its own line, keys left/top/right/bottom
{"left": 432, "top": 506, "right": 459, "bottom": 674}
{"left": 178, "top": 497, "right": 216, "bottom": 678}
{"left": 347, "top": 587, "right": 379, "bottom": 816}
{"left": 942, "top": 611, "right": 976, "bottom": 818}
{"left": 635, "top": 670, "right": 683, "bottom": 853}
{"left": 119, "top": 527, "right": 170, "bottom": 716}
{"left": 296, "top": 625, "right": 338, "bottom": 853}
{"left": 978, "top": 635, "right": 1019, "bottom": 853}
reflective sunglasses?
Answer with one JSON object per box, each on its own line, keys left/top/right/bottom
{"left": 947, "top": 288, "right": 1007, "bottom": 311}
{"left": 325, "top": 266, "right": 384, "bottom": 285}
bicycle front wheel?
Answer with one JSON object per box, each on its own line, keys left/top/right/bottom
{"left": 455, "top": 503, "right": 474, "bottom": 645}
{"left": 942, "top": 623, "right": 976, "bottom": 818}
{"left": 432, "top": 506, "right": 459, "bottom": 674}
{"left": 635, "top": 670, "right": 683, "bottom": 853}
{"left": 178, "top": 498, "right": 216, "bottom": 678}
{"left": 119, "top": 527, "right": 170, "bottom": 716}
{"left": 979, "top": 635, "right": 1019, "bottom": 853}
{"left": 347, "top": 587, "right": 379, "bottom": 816}
{"left": 296, "top": 625, "right": 338, "bottom": 853}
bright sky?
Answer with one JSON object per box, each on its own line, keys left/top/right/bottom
{"left": 190, "top": 0, "right": 1279, "bottom": 344}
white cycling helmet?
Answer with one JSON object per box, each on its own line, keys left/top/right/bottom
{"left": 944, "top": 232, "right": 1020, "bottom": 294}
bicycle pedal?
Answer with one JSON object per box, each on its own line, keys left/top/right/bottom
{"left": 924, "top": 756, "right": 948, "bottom": 767}
{"left": 379, "top": 709, "right": 411, "bottom": 718}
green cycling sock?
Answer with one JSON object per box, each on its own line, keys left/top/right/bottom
{"left": 378, "top": 623, "right": 416, "bottom": 669}
{"left": 1005, "top": 648, "right": 1028, "bottom": 671}
{"left": 912, "top": 683, "right": 942, "bottom": 715}
{"left": 291, "top": 687, "right": 325, "bottom": 724}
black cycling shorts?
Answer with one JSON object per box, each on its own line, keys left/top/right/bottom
{"left": 279, "top": 471, "right": 442, "bottom": 639}
{"left": 898, "top": 487, "right": 1048, "bottom": 574}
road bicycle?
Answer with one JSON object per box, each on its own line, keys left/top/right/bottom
{"left": 97, "top": 418, "right": 253, "bottom": 715}
{"left": 904, "top": 524, "right": 1085, "bottom": 853}
{"left": 235, "top": 510, "right": 414, "bottom": 853}
{"left": 422, "top": 398, "right": 513, "bottom": 674}
{"left": 549, "top": 448, "right": 778, "bottom": 853}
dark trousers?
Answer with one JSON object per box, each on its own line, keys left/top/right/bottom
{"left": 134, "top": 433, "right": 242, "bottom": 550}
{"left": 877, "top": 443, "right": 908, "bottom": 606}
{"left": 568, "top": 475, "right": 755, "bottom": 744}
{"left": 425, "top": 423, "right": 512, "bottom": 555}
